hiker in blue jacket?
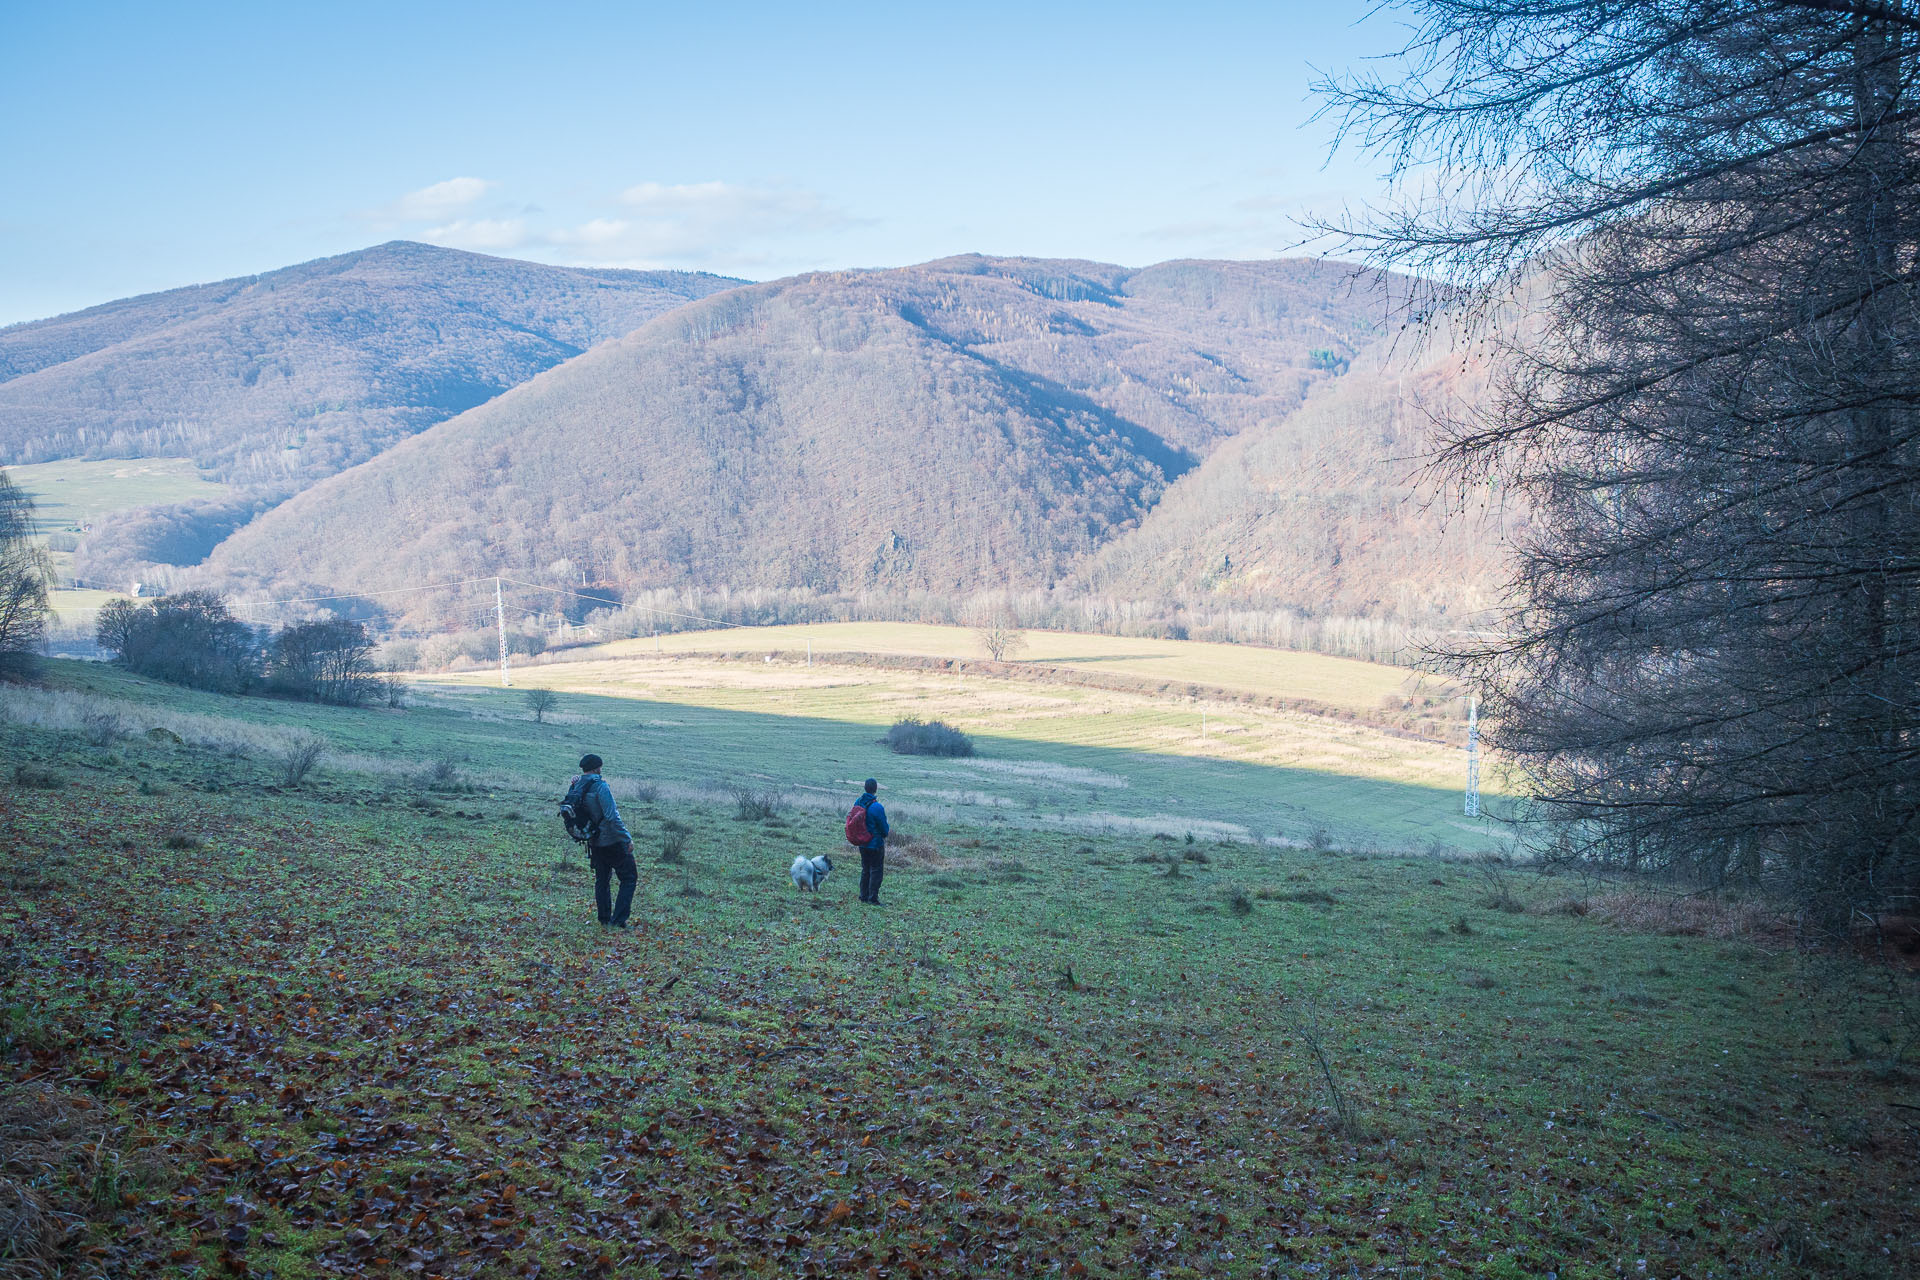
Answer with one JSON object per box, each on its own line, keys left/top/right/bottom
{"left": 853, "top": 777, "right": 890, "bottom": 905}
{"left": 569, "top": 754, "right": 636, "bottom": 928}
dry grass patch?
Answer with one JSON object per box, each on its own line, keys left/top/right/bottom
{"left": 0, "top": 1083, "right": 104, "bottom": 1280}
{"left": 1593, "top": 891, "right": 1795, "bottom": 944}
{"left": 887, "top": 833, "right": 954, "bottom": 872}
{"left": 1256, "top": 886, "right": 1340, "bottom": 907}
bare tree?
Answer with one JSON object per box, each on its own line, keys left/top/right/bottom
{"left": 96, "top": 590, "right": 259, "bottom": 693}
{"left": 525, "top": 688, "right": 558, "bottom": 722}
{"left": 267, "top": 619, "right": 378, "bottom": 705}
{"left": 275, "top": 732, "right": 326, "bottom": 787}
{"left": 381, "top": 663, "right": 407, "bottom": 709}
{"left": 0, "top": 474, "right": 51, "bottom": 678}
{"left": 975, "top": 620, "right": 1027, "bottom": 662}
{"left": 1319, "top": 2, "right": 1920, "bottom": 925}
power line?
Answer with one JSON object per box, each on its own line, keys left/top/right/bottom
{"left": 237, "top": 576, "right": 502, "bottom": 610}
{"left": 51, "top": 570, "right": 761, "bottom": 636}
{"left": 495, "top": 577, "right": 751, "bottom": 630}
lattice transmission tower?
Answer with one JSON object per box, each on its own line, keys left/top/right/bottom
{"left": 1464, "top": 694, "right": 1480, "bottom": 818}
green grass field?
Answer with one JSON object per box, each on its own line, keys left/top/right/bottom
{"left": 439, "top": 650, "right": 1494, "bottom": 853}
{"left": 3, "top": 456, "right": 230, "bottom": 616}
{"left": 2, "top": 456, "right": 227, "bottom": 532}
{"left": 2, "top": 660, "right": 1915, "bottom": 1279}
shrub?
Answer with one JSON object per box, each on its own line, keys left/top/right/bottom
{"left": 420, "top": 759, "right": 464, "bottom": 792}
{"left": 1226, "top": 887, "right": 1254, "bottom": 915}
{"left": 12, "top": 764, "right": 59, "bottom": 789}
{"left": 728, "top": 784, "right": 785, "bottom": 821}
{"left": 660, "top": 831, "right": 688, "bottom": 863}
{"left": 884, "top": 718, "right": 975, "bottom": 757}
{"left": 276, "top": 734, "right": 326, "bottom": 787}
{"left": 81, "top": 710, "right": 124, "bottom": 746}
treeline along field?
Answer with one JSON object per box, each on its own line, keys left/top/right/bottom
{"left": 0, "top": 659, "right": 1915, "bottom": 1278}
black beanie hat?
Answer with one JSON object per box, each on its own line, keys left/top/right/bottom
{"left": 864, "top": 778, "right": 878, "bottom": 793}
{"left": 580, "top": 754, "right": 604, "bottom": 772}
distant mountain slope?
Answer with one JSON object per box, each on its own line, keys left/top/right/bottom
{"left": 207, "top": 256, "right": 1399, "bottom": 609}
{"left": 1075, "top": 321, "right": 1513, "bottom": 620}
{"left": 0, "top": 241, "right": 742, "bottom": 484}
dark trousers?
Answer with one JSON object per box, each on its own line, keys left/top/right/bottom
{"left": 859, "top": 847, "right": 885, "bottom": 902}
{"left": 591, "top": 842, "right": 637, "bottom": 925}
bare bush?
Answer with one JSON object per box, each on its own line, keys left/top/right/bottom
{"left": 1473, "top": 859, "right": 1523, "bottom": 913}
{"left": 728, "top": 783, "right": 785, "bottom": 821}
{"left": 1286, "top": 998, "right": 1362, "bottom": 1138}
{"left": 276, "top": 734, "right": 326, "bottom": 788}
{"left": 80, "top": 710, "right": 123, "bottom": 747}
{"left": 420, "top": 759, "right": 465, "bottom": 792}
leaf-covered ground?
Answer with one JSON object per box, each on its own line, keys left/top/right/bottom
{"left": 2, "top": 711, "right": 1916, "bottom": 1279}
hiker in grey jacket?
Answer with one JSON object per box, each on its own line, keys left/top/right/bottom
{"left": 572, "top": 754, "right": 636, "bottom": 928}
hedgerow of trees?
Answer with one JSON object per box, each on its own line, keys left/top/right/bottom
{"left": 266, "top": 618, "right": 380, "bottom": 705}
{"left": 96, "top": 592, "right": 257, "bottom": 694}
{"left": 1322, "top": 1, "right": 1920, "bottom": 925}
{"left": 97, "top": 594, "right": 381, "bottom": 705}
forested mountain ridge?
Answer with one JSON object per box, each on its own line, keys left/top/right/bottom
{"left": 1075, "top": 318, "right": 1513, "bottom": 622}
{"left": 0, "top": 241, "right": 743, "bottom": 485}
{"left": 205, "top": 255, "right": 1403, "bottom": 614}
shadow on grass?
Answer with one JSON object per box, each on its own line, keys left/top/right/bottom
{"left": 418, "top": 681, "right": 1493, "bottom": 853}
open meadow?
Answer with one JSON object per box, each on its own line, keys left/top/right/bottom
{"left": 437, "top": 644, "right": 1491, "bottom": 854}
{"left": 593, "top": 624, "right": 1432, "bottom": 714}
{"left": 1, "top": 456, "right": 230, "bottom": 617}
{"left": 1, "top": 658, "right": 1915, "bottom": 1279}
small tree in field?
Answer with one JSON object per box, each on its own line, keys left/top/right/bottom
{"left": 975, "top": 620, "right": 1026, "bottom": 662}
{"left": 525, "top": 688, "right": 558, "bottom": 723}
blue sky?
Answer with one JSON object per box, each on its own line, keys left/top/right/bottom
{"left": 0, "top": 1, "right": 1393, "bottom": 327}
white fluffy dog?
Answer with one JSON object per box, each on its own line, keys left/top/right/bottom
{"left": 789, "top": 854, "right": 834, "bottom": 891}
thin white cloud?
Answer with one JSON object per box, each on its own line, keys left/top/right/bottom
{"left": 370, "top": 176, "right": 864, "bottom": 275}
{"left": 421, "top": 217, "right": 531, "bottom": 252}
{"left": 393, "top": 177, "right": 494, "bottom": 221}
{"left": 541, "top": 180, "right": 864, "bottom": 265}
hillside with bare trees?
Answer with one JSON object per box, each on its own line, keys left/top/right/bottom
{"left": 203, "top": 255, "right": 1407, "bottom": 617}
{"left": 0, "top": 241, "right": 741, "bottom": 484}
{"left": 1076, "top": 314, "right": 1512, "bottom": 623}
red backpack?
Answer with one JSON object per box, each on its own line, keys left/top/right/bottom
{"left": 844, "top": 798, "right": 873, "bottom": 846}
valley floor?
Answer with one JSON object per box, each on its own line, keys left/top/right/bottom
{"left": 433, "top": 649, "right": 1490, "bottom": 854}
